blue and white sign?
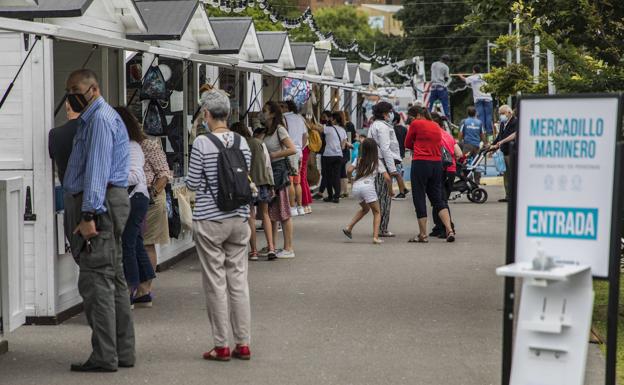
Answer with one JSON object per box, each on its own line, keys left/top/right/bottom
{"left": 515, "top": 96, "right": 621, "bottom": 278}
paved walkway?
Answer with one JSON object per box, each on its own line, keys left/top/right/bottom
{"left": 0, "top": 185, "right": 605, "bottom": 385}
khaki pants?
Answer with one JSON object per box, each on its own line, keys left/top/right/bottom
{"left": 193, "top": 217, "right": 251, "bottom": 347}
{"left": 67, "top": 187, "right": 135, "bottom": 369}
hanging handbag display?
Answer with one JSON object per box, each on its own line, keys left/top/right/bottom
{"left": 143, "top": 100, "right": 167, "bottom": 136}
{"left": 140, "top": 65, "right": 168, "bottom": 101}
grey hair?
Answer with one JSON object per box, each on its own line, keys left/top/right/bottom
{"left": 200, "top": 89, "right": 230, "bottom": 120}
{"left": 499, "top": 104, "right": 512, "bottom": 114}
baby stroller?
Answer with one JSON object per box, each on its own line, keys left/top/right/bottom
{"left": 449, "top": 148, "right": 489, "bottom": 204}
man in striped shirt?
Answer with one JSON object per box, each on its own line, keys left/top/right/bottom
{"left": 63, "top": 69, "right": 135, "bottom": 372}
{"left": 186, "top": 89, "right": 253, "bottom": 361}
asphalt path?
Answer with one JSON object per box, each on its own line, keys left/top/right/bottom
{"left": 0, "top": 185, "right": 605, "bottom": 385}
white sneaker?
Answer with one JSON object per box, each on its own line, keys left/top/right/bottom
{"left": 290, "top": 207, "right": 299, "bottom": 217}
{"left": 297, "top": 206, "right": 305, "bottom": 216}
{"left": 276, "top": 249, "right": 295, "bottom": 259}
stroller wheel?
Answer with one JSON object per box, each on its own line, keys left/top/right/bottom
{"left": 468, "top": 188, "right": 488, "bottom": 204}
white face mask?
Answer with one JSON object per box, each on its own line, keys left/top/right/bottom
{"left": 499, "top": 114, "right": 508, "bottom": 123}
{"left": 386, "top": 112, "right": 395, "bottom": 123}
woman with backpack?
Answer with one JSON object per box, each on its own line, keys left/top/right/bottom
{"left": 404, "top": 105, "right": 456, "bottom": 243}
{"left": 262, "top": 101, "right": 298, "bottom": 259}
{"left": 186, "top": 89, "right": 253, "bottom": 361}
{"left": 230, "top": 122, "right": 276, "bottom": 261}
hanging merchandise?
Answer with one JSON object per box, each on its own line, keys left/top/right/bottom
{"left": 140, "top": 65, "right": 168, "bottom": 101}
{"left": 143, "top": 100, "right": 168, "bottom": 136}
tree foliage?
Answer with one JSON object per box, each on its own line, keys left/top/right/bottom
{"left": 466, "top": 0, "right": 624, "bottom": 97}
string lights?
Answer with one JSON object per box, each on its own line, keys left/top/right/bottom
{"left": 204, "top": 0, "right": 407, "bottom": 70}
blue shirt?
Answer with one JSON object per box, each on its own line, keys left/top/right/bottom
{"left": 460, "top": 117, "right": 484, "bottom": 146}
{"left": 63, "top": 97, "right": 129, "bottom": 213}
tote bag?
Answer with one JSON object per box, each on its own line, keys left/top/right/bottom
{"left": 493, "top": 150, "right": 506, "bottom": 173}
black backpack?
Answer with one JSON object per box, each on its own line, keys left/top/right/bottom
{"left": 203, "top": 132, "right": 252, "bottom": 212}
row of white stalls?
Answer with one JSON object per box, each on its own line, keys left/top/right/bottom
{"left": 0, "top": 0, "right": 379, "bottom": 335}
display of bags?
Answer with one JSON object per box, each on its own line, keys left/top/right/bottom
{"left": 493, "top": 150, "right": 507, "bottom": 173}
{"left": 140, "top": 65, "right": 168, "bottom": 101}
{"left": 143, "top": 100, "right": 167, "bottom": 136}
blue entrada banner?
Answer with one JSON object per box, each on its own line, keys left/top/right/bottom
{"left": 526, "top": 206, "right": 598, "bottom": 240}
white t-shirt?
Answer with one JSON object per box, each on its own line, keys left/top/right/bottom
{"left": 263, "top": 125, "right": 289, "bottom": 161}
{"left": 465, "top": 74, "right": 492, "bottom": 102}
{"left": 323, "top": 125, "right": 347, "bottom": 157}
{"left": 283, "top": 112, "right": 307, "bottom": 157}
{"left": 127, "top": 140, "right": 149, "bottom": 198}
{"left": 351, "top": 157, "right": 386, "bottom": 185}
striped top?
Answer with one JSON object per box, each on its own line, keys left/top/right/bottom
{"left": 63, "top": 97, "right": 129, "bottom": 213}
{"left": 186, "top": 132, "right": 251, "bottom": 221}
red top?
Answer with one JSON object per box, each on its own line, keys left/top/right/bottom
{"left": 405, "top": 119, "right": 442, "bottom": 161}
{"left": 440, "top": 129, "right": 457, "bottom": 173}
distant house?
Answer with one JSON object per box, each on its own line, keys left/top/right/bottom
{"left": 359, "top": 4, "right": 403, "bottom": 36}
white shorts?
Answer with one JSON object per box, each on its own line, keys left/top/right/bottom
{"left": 352, "top": 179, "right": 378, "bottom": 204}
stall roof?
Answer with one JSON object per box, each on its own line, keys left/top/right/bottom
{"left": 330, "top": 58, "right": 347, "bottom": 80}
{"left": 0, "top": 0, "right": 94, "bottom": 18}
{"left": 290, "top": 42, "right": 312, "bottom": 69}
{"left": 128, "top": 0, "right": 198, "bottom": 40}
{"left": 203, "top": 17, "right": 252, "bottom": 54}
{"left": 360, "top": 67, "right": 371, "bottom": 85}
{"left": 347, "top": 63, "right": 361, "bottom": 84}
{"left": 0, "top": 16, "right": 234, "bottom": 67}
{"left": 256, "top": 31, "right": 286, "bottom": 63}
{"left": 315, "top": 50, "right": 329, "bottom": 71}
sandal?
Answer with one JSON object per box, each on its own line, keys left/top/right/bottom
{"left": 342, "top": 228, "right": 353, "bottom": 239}
{"left": 379, "top": 231, "right": 395, "bottom": 238}
{"left": 446, "top": 231, "right": 456, "bottom": 243}
{"left": 248, "top": 251, "right": 259, "bottom": 261}
{"left": 408, "top": 235, "right": 429, "bottom": 243}
{"left": 373, "top": 238, "right": 384, "bottom": 244}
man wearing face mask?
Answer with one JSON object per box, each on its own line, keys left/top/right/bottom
{"left": 63, "top": 69, "right": 134, "bottom": 372}
{"left": 491, "top": 104, "right": 517, "bottom": 202}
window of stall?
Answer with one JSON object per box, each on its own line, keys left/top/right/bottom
{"left": 219, "top": 67, "right": 244, "bottom": 124}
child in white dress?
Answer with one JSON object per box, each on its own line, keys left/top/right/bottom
{"left": 342, "top": 138, "right": 392, "bottom": 244}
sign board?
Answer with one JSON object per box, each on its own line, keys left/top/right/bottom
{"left": 515, "top": 95, "right": 622, "bottom": 278}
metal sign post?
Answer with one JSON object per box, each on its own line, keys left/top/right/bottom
{"left": 500, "top": 94, "right": 623, "bottom": 385}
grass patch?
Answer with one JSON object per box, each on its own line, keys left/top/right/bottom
{"left": 593, "top": 279, "right": 624, "bottom": 382}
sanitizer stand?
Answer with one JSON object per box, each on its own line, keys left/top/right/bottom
{"left": 496, "top": 263, "right": 594, "bottom": 385}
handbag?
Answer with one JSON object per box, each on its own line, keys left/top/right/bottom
{"left": 276, "top": 126, "right": 298, "bottom": 176}
{"left": 165, "top": 185, "right": 181, "bottom": 239}
{"left": 143, "top": 100, "right": 167, "bottom": 136}
{"left": 441, "top": 146, "right": 454, "bottom": 169}
{"left": 271, "top": 158, "right": 291, "bottom": 191}
{"left": 305, "top": 116, "right": 323, "bottom": 153}
{"left": 493, "top": 149, "right": 507, "bottom": 173}
{"left": 140, "top": 65, "right": 168, "bottom": 101}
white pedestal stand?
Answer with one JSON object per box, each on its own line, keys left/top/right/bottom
{"left": 496, "top": 263, "right": 594, "bottom": 385}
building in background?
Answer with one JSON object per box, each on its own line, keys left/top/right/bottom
{"left": 296, "top": 0, "right": 401, "bottom": 11}
{"left": 359, "top": 4, "right": 403, "bottom": 36}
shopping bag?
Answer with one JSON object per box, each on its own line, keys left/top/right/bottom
{"left": 493, "top": 150, "right": 506, "bottom": 173}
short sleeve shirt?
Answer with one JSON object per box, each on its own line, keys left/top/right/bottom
{"left": 465, "top": 74, "right": 492, "bottom": 102}
{"left": 323, "top": 125, "right": 347, "bottom": 157}
{"left": 460, "top": 117, "right": 484, "bottom": 147}
{"left": 263, "top": 125, "right": 290, "bottom": 161}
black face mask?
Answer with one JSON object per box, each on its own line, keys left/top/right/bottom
{"left": 66, "top": 87, "right": 93, "bottom": 113}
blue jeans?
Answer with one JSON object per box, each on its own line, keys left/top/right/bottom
{"left": 475, "top": 99, "right": 494, "bottom": 135}
{"left": 428, "top": 86, "right": 450, "bottom": 118}
{"left": 122, "top": 192, "right": 155, "bottom": 288}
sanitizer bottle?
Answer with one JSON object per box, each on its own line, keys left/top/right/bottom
{"left": 532, "top": 241, "right": 555, "bottom": 271}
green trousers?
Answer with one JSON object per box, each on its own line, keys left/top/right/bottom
{"left": 68, "top": 187, "right": 135, "bottom": 369}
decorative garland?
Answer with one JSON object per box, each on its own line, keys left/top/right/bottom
{"left": 204, "top": 0, "right": 412, "bottom": 74}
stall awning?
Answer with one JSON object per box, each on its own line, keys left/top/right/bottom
{"left": 0, "top": 16, "right": 236, "bottom": 68}
{"left": 0, "top": 16, "right": 150, "bottom": 51}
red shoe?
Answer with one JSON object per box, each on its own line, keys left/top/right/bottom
{"left": 232, "top": 344, "right": 251, "bottom": 360}
{"left": 203, "top": 346, "right": 231, "bottom": 361}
